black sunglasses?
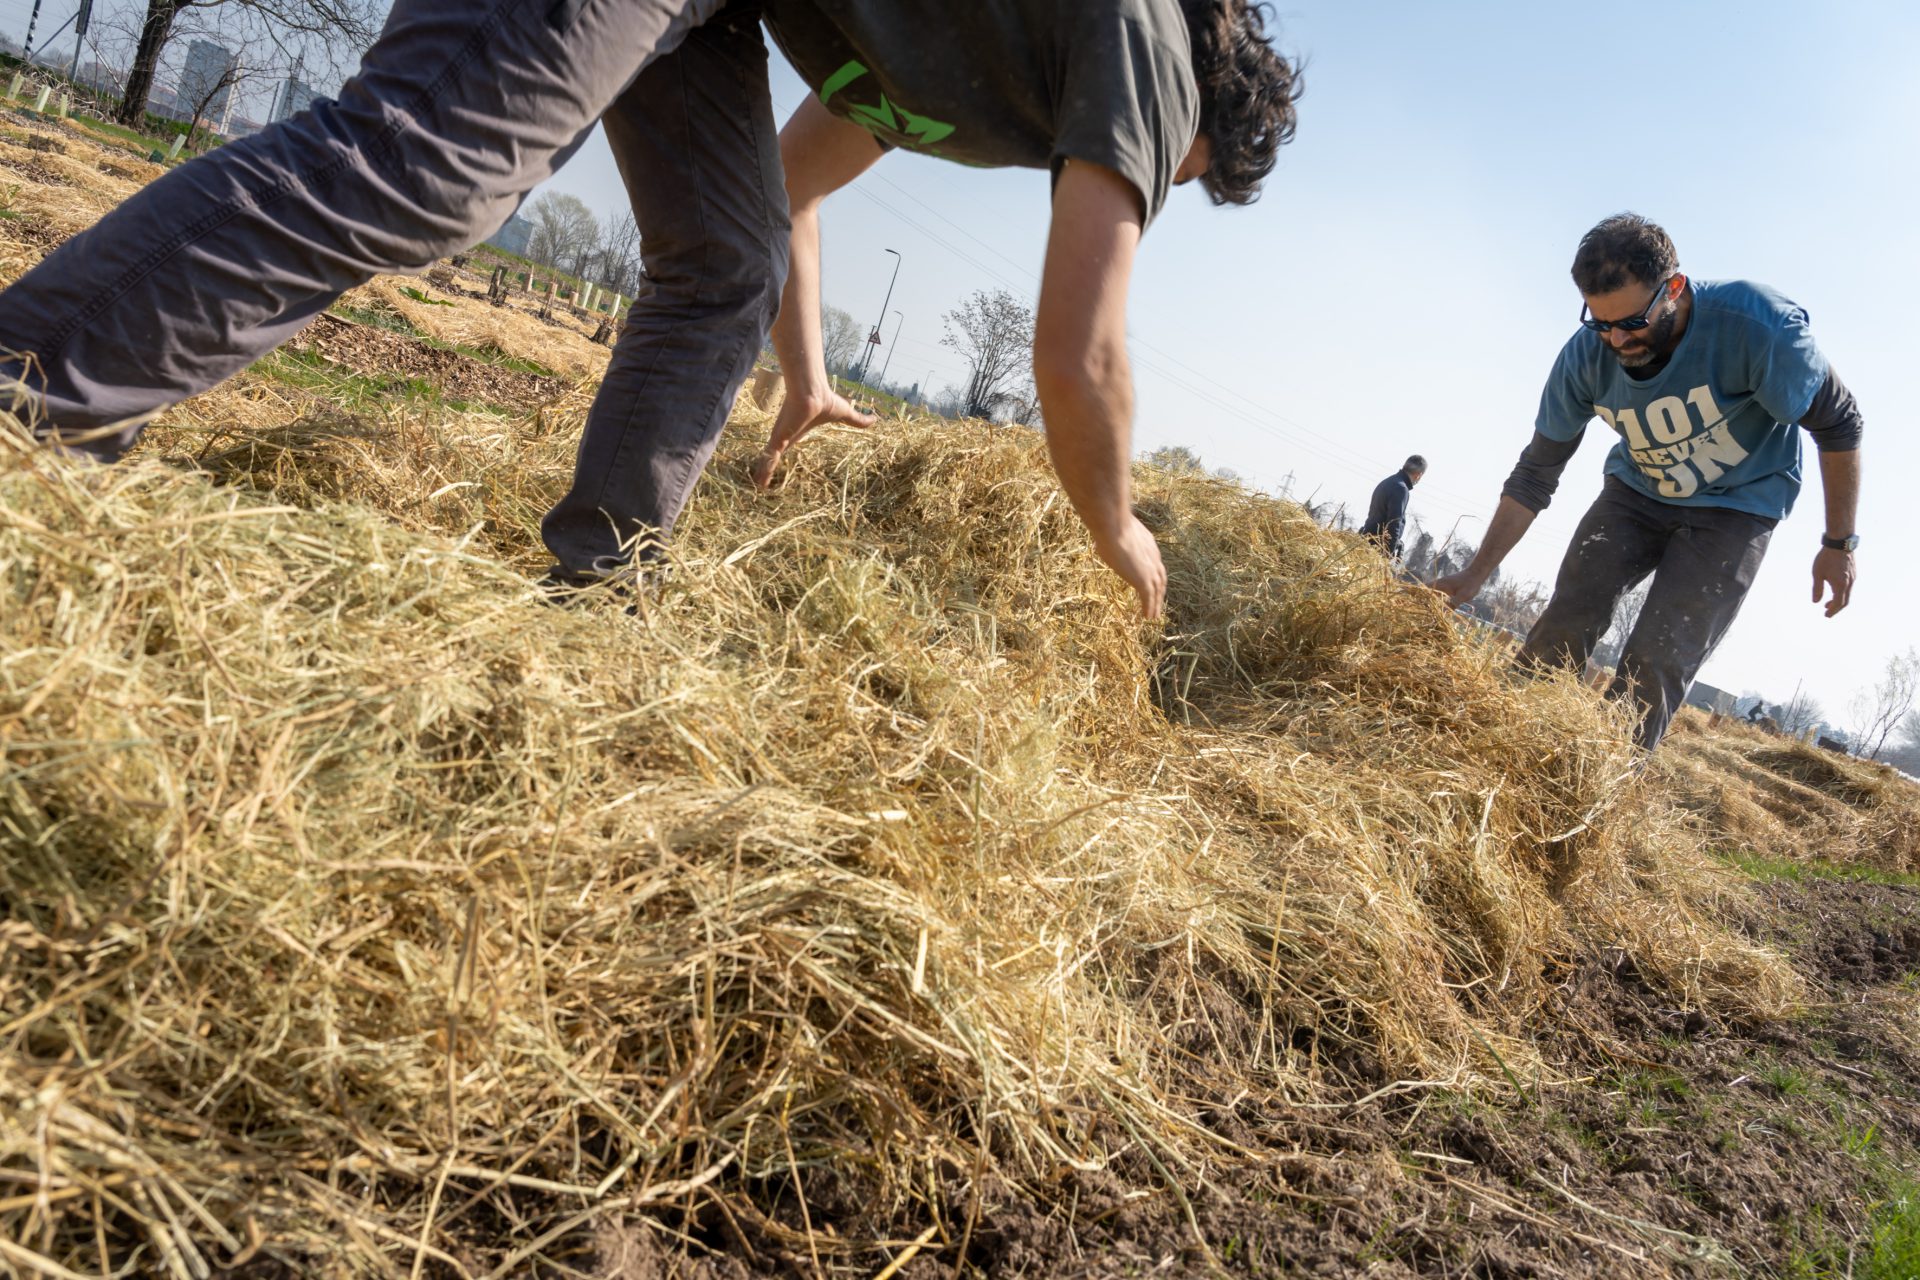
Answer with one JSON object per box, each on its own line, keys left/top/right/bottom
{"left": 1580, "top": 277, "right": 1675, "bottom": 334}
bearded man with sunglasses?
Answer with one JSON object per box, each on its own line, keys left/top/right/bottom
{"left": 1432, "top": 214, "right": 1864, "bottom": 750}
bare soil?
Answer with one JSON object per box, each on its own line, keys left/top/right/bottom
{"left": 518, "top": 876, "right": 1920, "bottom": 1279}
{"left": 0, "top": 210, "right": 68, "bottom": 254}
{"left": 0, "top": 153, "right": 73, "bottom": 187}
{"left": 285, "top": 312, "right": 566, "bottom": 411}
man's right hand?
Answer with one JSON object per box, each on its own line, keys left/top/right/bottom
{"left": 1092, "top": 514, "right": 1167, "bottom": 620}
{"left": 751, "top": 385, "right": 878, "bottom": 489}
{"left": 1428, "top": 569, "right": 1486, "bottom": 609}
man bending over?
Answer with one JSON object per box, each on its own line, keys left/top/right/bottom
{"left": 0, "top": 0, "right": 1299, "bottom": 621}
{"left": 1432, "top": 214, "right": 1864, "bottom": 750}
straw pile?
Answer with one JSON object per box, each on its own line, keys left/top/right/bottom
{"left": 2, "top": 397, "right": 1801, "bottom": 1274}
{"left": 1, "top": 112, "right": 1807, "bottom": 1275}
{"left": 1657, "top": 712, "right": 1920, "bottom": 876}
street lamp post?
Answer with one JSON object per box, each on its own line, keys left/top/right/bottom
{"left": 876, "top": 310, "right": 904, "bottom": 387}
{"left": 856, "top": 248, "right": 901, "bottom": 385}
{"left": 66, "top": 0, "right": 93, "bottom": 86}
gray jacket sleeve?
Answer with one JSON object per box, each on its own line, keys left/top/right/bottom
{"left": 1800, "top": 366, "right": 1864, "bottom": 452}
{"left": 1501, "top": 430, "right": 1584, "bottom": 514}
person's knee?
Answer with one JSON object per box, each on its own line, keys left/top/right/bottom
{"left": 259, "top": 98, "right": 519, "bottom": 268}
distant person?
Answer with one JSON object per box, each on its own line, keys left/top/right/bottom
{"left": 1359, "top": 454, "right": 1426, "bottom": 560}
{"left": 1433, "top": 214, "right": 1864, "bottom": 751}
{"left": 0, "top": 0, "right": 1301, "bottom": 623}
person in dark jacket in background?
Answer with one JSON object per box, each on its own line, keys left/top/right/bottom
{"left": 1360, "top": 455, "right": 1427, "bottom": 559}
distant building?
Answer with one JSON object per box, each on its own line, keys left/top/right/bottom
{"left": 1684, "top": 680, "right": 1736, "bottom": 715}
{"left": 178, "top": 39, "right": 238, "bottom": 129}
{"left": 271, "top": 74, "right": 319, "bottom": 124}
{"left": 488, "top": 214, "right": 534, "bottom": 258}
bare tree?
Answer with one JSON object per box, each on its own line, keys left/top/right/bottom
{"left": 1592, "top": 581, "right": 1652, "bottom": 670}
{"left": 1147, "top": 445, "right": 1205, "bottom": 474}
{"left": 1404, "top": 525, "right": 1437, "bottom": 580}
{"left": 820, "top": 303, "right": 861, "bottom": 374}
{"left": 942, "top": 288, "right": 1035, "bottom": 420}
{"left": 1779, "top": 689, "right": 1826, "bottom": 740}
{"left": 1473, "top": 578, "right": 1549, "bottom": 634}
{"left": 524, "top": 192, "right": 600, "bottom": 277}
{"left": 595, "top": 210, "right": 641, "bottom": 298}
{"left": 1889, "top": 711, "right": 1920, "bottom": 775}
{"left": 113, "top": 0, "right": 380, "bottom": 129}
{"left": 1848, "top": 647, "right": 1919, "bottom": 760}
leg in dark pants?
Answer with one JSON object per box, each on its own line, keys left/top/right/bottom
{"left": 1520, "top": 478, "right": 1668, "bottom": 676}
{"left": 0, "top": 0, "right": 726, "bottom": 456}
{"left": 540, "top": 4, "right": 789, "bottom": 577}
{"left": 1610, "top": 507, "right": 1772, "bottom": 750}
{"left": 1520, "top": 477, "right": 1773, "bottom": 751}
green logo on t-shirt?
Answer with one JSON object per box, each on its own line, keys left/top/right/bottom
{"left": 819, "top": 60, "right": 956, "bottom": 150}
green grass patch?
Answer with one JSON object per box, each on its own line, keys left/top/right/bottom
{"left": 451, "top": 343, "right": 558, "bottom": 380}
{"left": 1756, "top": 1062, "right": 1813, "bottom": 1097}
{"left": 1785, "top": 1177, "right": 1920, "bottom": 1280}
{"left": 322, "top": 302, "right": 559, "bottom": 380}
{"left": 1616, "top": 1067, "right": 1693, "bottom": 1102}
{"left": 329, "top": 303, "right": 426, "bottom": 338}
{"left": 252, "top": 347, "right": 504, "bottom": 418}
{"left": 1721, "top": 850, "right": 1920, "bottom": 888}
{"left": 1857, "top": 1179, "right": 1920, "bottom": 1280}
{"left": 1842, "top": 1123, "right": 1882, "bottom": 1158}
{"left": 69, "top": 114, "right": 166, "bottom": 156}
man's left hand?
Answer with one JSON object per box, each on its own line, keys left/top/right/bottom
{"left": 1812, "top": 546, "right": 1856, "bottom": 617}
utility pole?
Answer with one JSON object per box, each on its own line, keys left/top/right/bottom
{"left": 65, "top": 0, "right": 93, "bottom": 86}
{"left": 24, "top": 0, "right": 42, "bottom": 60}
{"left": 876, "top": 310, "right": 904, "bottom": 387}
{"left": 855, "top": 248, "right": 900, "bottom": 385}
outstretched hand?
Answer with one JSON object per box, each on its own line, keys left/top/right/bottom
{"left": 1091, "top": 514, "right": 1167, "bottom": 620}
{"left": 1427, "top": 569, "right": 1485, "bottom": 609}
{"left": 1812, "top": 546, "right": 1856, "bottom": 618}
{"left": 752, "top": 385, "right": 878, "bottom": 489}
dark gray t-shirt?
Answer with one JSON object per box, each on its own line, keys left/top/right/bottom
{"left": 762, "top": 0, "right": 1199, "bottom": 223}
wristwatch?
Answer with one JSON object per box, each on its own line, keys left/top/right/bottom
{"left": 1821, "top": 533, "right": 1861, "bottom": 552}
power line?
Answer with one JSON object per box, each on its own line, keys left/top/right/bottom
{"left": 853, "top": 164, "right": 1498, "bottom": 514}
{"left": 772, "top": 94, "right": 1495, "bottom": 515}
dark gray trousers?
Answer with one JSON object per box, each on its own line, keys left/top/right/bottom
{"left": 0, "top": 0, "right": 788, "bottom": 577}
{"left": 1519, "top": 476, "right": 1774, "bottom": 751}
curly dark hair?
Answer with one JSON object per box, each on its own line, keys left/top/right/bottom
{"left": 1571, "top": 214, "right": 1680, "bottom": 294}
{"left": 1180, "top": 0, "right": 1301, "bottom": 206}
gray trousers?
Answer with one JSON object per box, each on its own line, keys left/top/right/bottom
{"left": 0, "top": 0, "right": 789, "bottom": 577}
{"left": 1519, "top": 476, "right": 1774, "bottom": 751}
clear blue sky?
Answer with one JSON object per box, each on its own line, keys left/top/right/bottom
{"left": 22, "top": 0, "right": 1909, "bottom": 724}
{"left": 534, "top": 2, "right": 1918, "bottom": 725}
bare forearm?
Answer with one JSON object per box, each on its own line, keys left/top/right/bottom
{"left": 1038, "top": 351, "right": 1135, "bottom": 538}
{"left": 771, "top": 205, "right": 826, "bottom": 389}
{"left": 1819, "top": 448, "right": 1861, "bottom": 536}
{"left": 769, "top": 98, "right": 884, "bottom": 398}
{"left": 1465, "top": 496, "right": 1539, "bottom": 580}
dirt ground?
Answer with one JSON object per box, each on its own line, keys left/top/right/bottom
{"left": 500, "top": 875, "right": 1918, "bottom": 1280}
{"left": 283, "top": 312, "right": 567, "bottom": 411}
